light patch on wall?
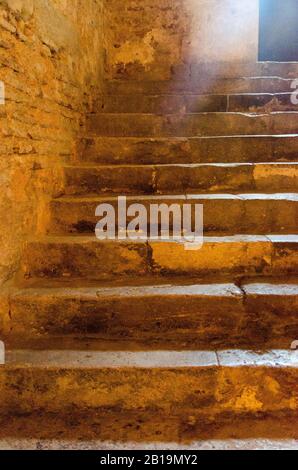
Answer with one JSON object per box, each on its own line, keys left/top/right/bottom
{"left": 110, "top": 28, "right": 178, "bottom": 69}
{"left": 234, "top": 387, "right": 263, "bottom": 412}
{"left": 111, "top": 35, "right": 155, "bottom": 68}
{"left": 184, "top": 0, "right": 259, "bottom": 63}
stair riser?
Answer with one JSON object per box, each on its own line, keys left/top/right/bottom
{"left": 5, "top": 293, "right": 245, "bottom": 344}
{"left": 50, "top": 198, "right": 298, "bottom": 235}
{"left": 104, "top": 78, "right": 295, "bottom": 95}
{"left": 1, "top": 410, "right": 297, "bottom": 443}
{"left": 151, "top": 239, "right": 298, "bottom": 278}
{"left": 7, "top": 291, "right": 298, "bottom": 349}
{"left": 80, "top": 136, "right": 298, "bottom": 165}
{"left": 0, "top": 366, "right": 296, "bottom": 416}
{"left": 174, "top": 62, "right": 298, "bottom": 80}
{"left": 96, "top": 94, "right": 295, "bottom": 114}
{"left": 87, "top": 113, "right": 298, "bottom": 137}
{"left": 21, "top": 239, "right": 298, "bottom": 281}
{"left": 96, "top": 95, "right": 228, "bottom": 114}
{"left": 229, "top": 94, "right": 297, "bottom": 113}
{"left": 63, "top": 164, "right": 298, "bottom": 195}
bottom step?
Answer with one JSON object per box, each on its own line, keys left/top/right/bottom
{"left": 1, "top": 350, "right": 297, "bottom": 409}
{"left": 0, "top": 438, "right": 297, "bottom": 450}
{"left": 0, "top": 349, "right": 297, "bottom": 443}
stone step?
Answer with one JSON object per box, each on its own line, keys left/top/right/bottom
{"left": 21, "top": 235, "right": 298, "bottom": 281}
{"left": 229, "top": 94, "right": 297, "bottom": 113}
{"left": 96, "top": 93, "right": 295, "bottom": 114}
{"left": 62, "top": 163, "right": 298, "bottom": 195}
{"left": 0, "top": 350, "right": 297, "bottom": 433}
{"left": 112, "top": 61, "right": 298, "bottom": 81}
{"left": 172, "top": 62, "right": 298, "bottom": 80}
{"left": 1, "top": 437, "right": 298, "bottom": 450}
{"left": 96, "top": 94, "right": 228, "bottom": 114}
{"left": 50, "top": 194, "right": 298, "bottom": 235}
{"left": 104, "top": 77, "right": 295, "bottom": 95}
{"left": 87, "top": 112, "right": 298, "bottom": 137}
{"left": 6, "top": 281, "right": 298, "bottom": 349}
{"left": 111, "top": 61, "right": 298, "bottom": 82}
{"left": 80, "top": 135, "right": 298, "bottom": 165}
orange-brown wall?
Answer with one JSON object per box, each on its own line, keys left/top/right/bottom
{"left": 0, "top": 0, "right": 262, "bottom": 285}
{"left": 104, "top": 0, "right": 259, "bottom": 80}
{"left": 0, "top": 0, "right": 104, "bottom": 285}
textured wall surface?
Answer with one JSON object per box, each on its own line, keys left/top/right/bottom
{"left": 104, "top": 0, "right": 259, "bottom": 79}
{"left": 0, "top": 0, "right": 261, "bottom": 284}
{"left": 0, "top": 0, "right": 104, "bottom": 285}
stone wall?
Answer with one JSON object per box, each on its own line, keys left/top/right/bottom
{"left": 0, "top": 0, "right": 262, "bottom": 284}
{"left": 104, "top": 0, "right": 259, "bottom": 79}
{"left": 0, "top": 0, "right": 104, "bottom": 285}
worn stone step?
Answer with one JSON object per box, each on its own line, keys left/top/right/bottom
{"left": 113, "top": 61, "right": 298, "bottom": 81}
{"left": 96, "top": 93, "right": 295, "bottom": 114}
{"left": 21, "top": 235, "right": 298, "bottom": 281}
{"left": 0, "top": 350, "right": 297, "bottom": 428}
{"left": 50, "top": 193, "right": 298, "bottom": 235}
{"left": 63, "top": 163, "right": 298, "bottom": 195}
{"left": 228, "top": 93, "right": 297, "bottom": 113}
{"left": 0, "top": 412, "right": 297, "bottom": 446}
{"left": 96, "top": 94, "right": 228, "bottom": 114}
{"left": 5, "top": 281, "right": 298, "bottom": 349}
{"left": 1, "top": 436, "right": 298, "bottom": 450}
{"left": 173, "top": 62, "right": 298, "bottom": 80}
{"left": 104, "top": 77, "right": 295, "bottom": 95}
{"left": 80, "top": 135, "right": 298, "bottom": 165}
{"left": 87, "top": 112, "right": 298, "bottom": 137}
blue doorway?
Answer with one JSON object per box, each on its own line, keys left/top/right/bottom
{"left": 259, "top": 0, "right": 298, "bottom": 61}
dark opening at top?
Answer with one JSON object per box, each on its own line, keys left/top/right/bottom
{"left": 259, "top": 0, "right": 298, "bottom": 61}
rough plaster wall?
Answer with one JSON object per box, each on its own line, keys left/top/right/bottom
{"left": 104, "top": 0, "right": 259, "bottom": 79}
{"left": 0, "top": 0, "right": 104, "bottom": 285}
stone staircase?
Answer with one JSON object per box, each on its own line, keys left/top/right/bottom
{"left": 1, "top": 67, "right": 298, "bottom": 448}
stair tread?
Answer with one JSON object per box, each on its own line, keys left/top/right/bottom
{"left": 103, "top": 77, "right": 296, "bottom": 95}
{"left": 30, "top": 234, "right": 298, "bottom": 243}
{"left": 12, "top": 283, "right": 243, "bottom": 297}
{"left": 96, "top": 93, "right": 298, "bottom": 114}
{"left": 5, "top": 349, "right": 298, "bottom": 368}
{"left": 1, "top": 438, "right": 298, "bottom": 450}
{"left": 53, "top": 192, "right": 298, "bottom": 202}
{"left": 64, "top": 162, "right": 298, "bottom": 168}
{"left": 84, "top": 134, "right": 298, "bottom": 139}
{"left": 80, "top": 134, "right": 298, "bottom": 165}
{"left": 13, "top": 278, "right": 298, "bottom": 297}
{"left": 99, "top": 92, "right": 294, "bottom": 97}
{"left": 89, "top": 111, "right": 298, "bottom": 116}
{"left": 21, "top": 235, "right": 298, "bottom": 282}
{"left": 16, "top": 273, "right": 298, "bottom": 289}
{"left": 87, "top": 112, "right": 298, "bottom": 138}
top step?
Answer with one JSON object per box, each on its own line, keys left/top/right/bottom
{"left": 103, "top": 77, "right": 297, "bottom": 95}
